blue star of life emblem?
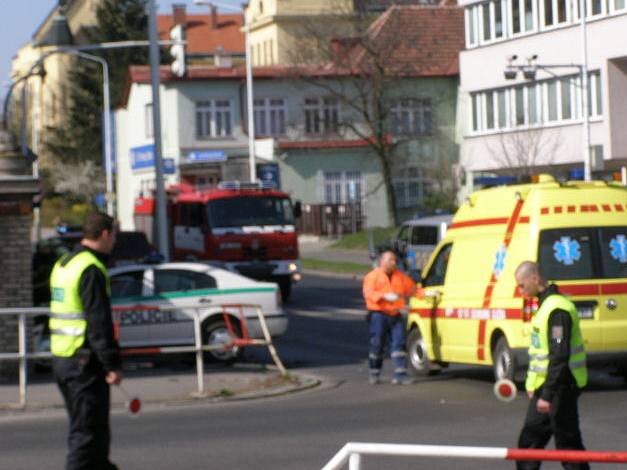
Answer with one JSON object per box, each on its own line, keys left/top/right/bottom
{"left": 553, "top": 236, "right": 581, "bottom": 265}
{"left": 493, "top": 245, "right": 507, "bottom": 277}
{"left": 609, "top": 235, "right": 627, "bottom": 263}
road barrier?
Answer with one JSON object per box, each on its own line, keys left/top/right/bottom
{"left": 321, "top": 443, "right": 627, "bottom": 469}
{"left": 0, "top": 303, "right": 286, "bottom": 408}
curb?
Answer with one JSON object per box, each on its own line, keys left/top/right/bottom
{"left": 0, "top": 371, "right": 322, "bottom": 419}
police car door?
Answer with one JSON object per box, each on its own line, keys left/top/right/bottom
{"left": 111, "top": 269, "right": 152, "bottom": 347}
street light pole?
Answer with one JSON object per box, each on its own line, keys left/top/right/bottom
{"left": 148, "top": 0, "right": 170, "bottom": 261}
{"left": 195, "top": 0, "right": 256, "bottom": 182}
{"left": 579, "top": 0, "right": 592, "bottom": 181}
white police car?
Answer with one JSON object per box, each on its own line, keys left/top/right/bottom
{"left": 110, "top": 262, "right": 286, "bottom": 362}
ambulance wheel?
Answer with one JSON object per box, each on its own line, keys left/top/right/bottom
{"left": 493, "top": 336, "right": 515, "bottom": 382}
{"left": 202, "top": 319, "right": 242, "bottom": 364}
{"left": 407, "top": 327, "right": 440, "bottom": 376}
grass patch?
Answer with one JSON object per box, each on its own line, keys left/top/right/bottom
{"left": 329, "top": 227, "right": 399, "bottom": 250}
{"left": 301, "top": 258, "right": 371, "bottom": 275}
{"left": 40, "top": 197, "right": 92, "bottom": 227}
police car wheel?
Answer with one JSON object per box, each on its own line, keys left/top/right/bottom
{"left": 407, "top": 327, "right": 440, "bottom": 376}
{"left": 202, "top": 319, "right": 242, "bottom": 364}
{"left": 493, "top": 336, "right": 515, "bottom": 382}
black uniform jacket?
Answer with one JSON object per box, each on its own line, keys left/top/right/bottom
{"left": 538, "top": 284, "right": 578, "bottom": 402}
{"left": 59, "top": 245, "right": 121, "bottom": 372}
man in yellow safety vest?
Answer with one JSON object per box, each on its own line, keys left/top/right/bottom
{"left": 50, "top": 211, "right": 122, "bottom": 470}
{"left": 514, "top": 261, "right": 589, "bottom": 470}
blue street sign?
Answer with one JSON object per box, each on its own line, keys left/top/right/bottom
{"left": 257, "top": 163, "right": 280, "bottom": 189}
{"left": 187, "top": 150, "right": 227, "bottom": 162}
{"left": 130, "top": 144, "right": 155, "bottom": 170}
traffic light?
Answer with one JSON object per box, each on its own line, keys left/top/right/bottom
{"left": 170, "top": 24, "right": 186, "bottom": 77}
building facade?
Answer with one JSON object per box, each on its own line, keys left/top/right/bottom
{"left": 459, "top": 0, "right": 627, "bottom": 189}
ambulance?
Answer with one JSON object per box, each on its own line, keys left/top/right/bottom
{"left": 407, "top": 175, "right": 627, "bottom": 382}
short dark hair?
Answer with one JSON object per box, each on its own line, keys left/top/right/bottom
{"left": 83, "top": 212, "right": 114, "bottom": 240}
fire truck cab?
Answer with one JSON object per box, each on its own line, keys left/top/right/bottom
{"left": 136, "top": 182, "right": 302, "bottom": 300}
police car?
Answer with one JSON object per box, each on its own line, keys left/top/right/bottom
{"left": 110, "top": 262, "right": 286, "bottom": 362}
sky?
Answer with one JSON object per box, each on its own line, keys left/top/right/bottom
{"left": 0, "top": 0, "right": 242, "bottom": 105}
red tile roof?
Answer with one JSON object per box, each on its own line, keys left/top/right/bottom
{"left": 349, "top": 5, "right": 465, "bottom": 77}
{"left": 157, "top": 13, "right": 244, "bottom": 55}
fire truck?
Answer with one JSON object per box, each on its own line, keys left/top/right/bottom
{"left": 134, "top": 182, "right": 302, "bottom": 300}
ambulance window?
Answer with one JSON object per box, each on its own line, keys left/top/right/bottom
{"left": 538, "top": 229, "right": 594, "bottom": 280}
{"left": 599, "top": 227, "right": 627, "bottom": 279}
{"left": 423, "top": 243, "right": 452, "bottom": 287}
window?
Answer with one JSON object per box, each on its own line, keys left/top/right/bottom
{"left": 323, "top": 171, "right": 363, "bottom": 204}
{"left": 391, "top": 99, "right": 432, "bottom": 135}
{"left": 561, "top": 77, "right": 572, "bottom": 120}
{"left": 393, "top": 166, "right": 424, "bottom": 209}
{"left": 207, "top": 196, "right": 295, "bottom": 227}
{"left": 154, "top": 270, "right": 217, "bottom": 294}
{"left": 510, "top": 0, "right": 536, "bottom": 34}
{"left": 612, "top": 0, "right": 626, "bottom": 11}
{"left": 423, "top": 243, "right": 452, "bottom": 286}
{"left": 589, "top": 0, "right": 604, "bottom": 15}
{"left": 304, "top": 97, "right": 339, "bottom": 135}
{"left": 411, "top": 226, "right": 439, "bottom": 246}
{"left": 397, "top": 226, "right": 411, "bottom": 244}
{"left": 543, "top": 0, "right": 569, "bottom": 26}
{"left": 539, "top": 226, "right": 627, "bottom": 280}
{"left": 111, "top": 271, "right": 144, "bottom": 299}
{"left": 471, "top": 94, "right": 480, "bottom": 131}
{"left": 497, "top": 89, "right": 507, "bottom": 128}
{"left": 486, "top": 92, "right": 495, "bottom": 129}
{"left": 599, "top": 227, "right": 627, "bottom": 279}
{"left": 466, "top": 5, "right": 478, "bottom": 46}
{"left": 547, "top": 81, "right": 558, "bottom": 121}
{"left": 515, "top": 86, "right": 525, "bottom": 126}
{"left": 528, "top": 83, "right": 540, "bottom": 124}
{"left": 145, "top": 103, "right": 153, "bottom": 138}
{"left": 195, "top": 100, "right": 232, "bottom": 138}
{"left": 539, "top": 229, "right": 594, "bottom": 280}
{"left": 254, "top": 98, "right": 286, "bottom": 136}
{"left": 588, "top": 70, "right": 603, "bottom": 117}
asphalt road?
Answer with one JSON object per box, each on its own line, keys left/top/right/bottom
{"left": 2, "top": 273, "right": 627, "bottom": 470}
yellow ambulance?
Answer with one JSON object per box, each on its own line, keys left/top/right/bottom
{"left": 407, "top": 175, "right": 627, "bottom": 381}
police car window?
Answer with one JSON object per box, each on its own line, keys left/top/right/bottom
{"left": 154, "top": 270, "right": 217, "bottom": 294}
{"left": 538, "top": 229, "right": 594, "bottom": 280}
{"left": 411, "top": 226, "right": 439, "bottom": 245}
{"left": 422, "top": 243, "right": 452, "bottom": 287}
{"left": 599, "top": 227, "right": 627, "bottom": 279}
{"left": 111, "top": 271, "right": 144, "bottom": 299}
{"left": 397, "top": 226, "right": 410, "bottom": 243}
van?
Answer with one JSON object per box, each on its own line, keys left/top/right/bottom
{"left": 406, "top": 175, "right": 627, "bottom": 381}
{"left": 391, "top": 214, "right": 452, "bottom": 274}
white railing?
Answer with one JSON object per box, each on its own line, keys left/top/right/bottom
{"left": 0, "top": 303, "right": 286, "bottom": 408}
{"left": 322, "top": 442, "right": 627, "bottom": 469}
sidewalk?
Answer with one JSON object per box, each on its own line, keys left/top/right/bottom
{"left": 0, "top": 359, "right": 320, "bottom": 416}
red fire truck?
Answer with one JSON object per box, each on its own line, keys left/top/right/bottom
{"left": 134, "top": 182, "right": 302, "bottom": 300}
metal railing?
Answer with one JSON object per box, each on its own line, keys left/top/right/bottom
{"left": 322, "top": 442, "right": 627, "bottom": 469}
{"left": 0, "top": 303, "right": 286, "bottom": 408}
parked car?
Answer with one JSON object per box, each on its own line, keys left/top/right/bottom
{"left": 34, "top": 262, "right": 286, "bottom": 365}
{"left": 386, "top": 214, "right": 453, "bottom": 276}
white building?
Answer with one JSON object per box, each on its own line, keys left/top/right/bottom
{"left": 459, "top": 0, "right": 627, "bottom": 186}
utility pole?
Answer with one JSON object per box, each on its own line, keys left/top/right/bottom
{"left": 148, "top": 0, "right": 170, "bottom": 260}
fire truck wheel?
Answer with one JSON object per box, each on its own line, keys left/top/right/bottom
{"left": 492, "top": 336, "right": 515, "bottom": 382}
{"left": 202, "top": 319, "right": 242, "bottom": 364}
{"left": 278, "top": 277, "right": 291, "bottom": 301}
{"left": 406, "top": 327, "right": 441, "bottom": 376}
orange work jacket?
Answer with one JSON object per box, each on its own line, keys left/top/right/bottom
{"left": 363, "top": 268, "right": 416, "bottom": 316}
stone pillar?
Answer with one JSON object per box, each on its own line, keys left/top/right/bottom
{"left": 0, "top": 129, "right": 39, "bottom": 379}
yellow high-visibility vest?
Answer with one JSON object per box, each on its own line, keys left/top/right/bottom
{"left": 49, "top": 250, "right": 110, "bottom": 357}
{"left": 526, "top": 294, "right": 587, "bottom": 392}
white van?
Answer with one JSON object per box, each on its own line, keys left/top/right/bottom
{"left": 391, "top": 214, "right": 453, "bottom": 272}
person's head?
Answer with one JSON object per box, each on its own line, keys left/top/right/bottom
{"left": 379, "top": 250, "right": 397, "bottom": 275}
{"left": 81, "top": 212, "right": 116, "bottom": 254}
{"left": 514, "top": 261, "right": 547, "bottom": 298}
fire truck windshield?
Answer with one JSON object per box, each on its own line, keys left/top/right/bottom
{"left": 207, "top": 196, "right": 295, "bottom": 228}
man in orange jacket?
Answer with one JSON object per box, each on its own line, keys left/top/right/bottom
{"left": 363, "top": 249, "right": 417, "bottom": 385}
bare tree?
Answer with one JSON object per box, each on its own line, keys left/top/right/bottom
{"left": 486, "top": 126, "right": 562, "bottom": 177}
{"left": 47, "top": 160, "right": 105, "bottom": 204}
{"left": 286, "top": 3, "right": 463, "bottom": 225}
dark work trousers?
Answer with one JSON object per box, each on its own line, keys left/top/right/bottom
{"left": 516, "top": 387, "right": 589, "bottom": 470}
{"left": 368, "top": 311, "right": 408, "bottom": 379}
{"left": 53, "top": 356, "right": 117, "bottom": 470}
